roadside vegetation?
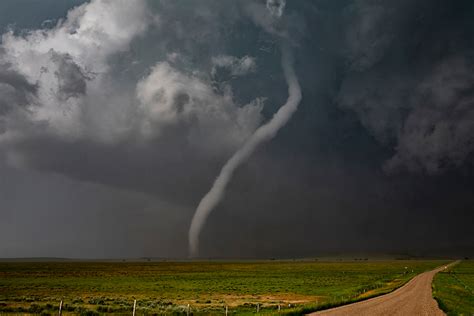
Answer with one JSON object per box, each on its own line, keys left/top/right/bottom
{"left": 0, "top": 260, "right": 446, "bottom": 315}
{"left": 433, "top": 260, "right": 474, "bottom": 316}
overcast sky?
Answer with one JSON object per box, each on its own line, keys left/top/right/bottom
{"left": 0, "top": 0, "right": 473, "bottom": 259}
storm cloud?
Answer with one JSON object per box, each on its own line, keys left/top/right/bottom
{"left": 337, "top": 0, "right": 474, "bottom": 174}
{"left": 0, "top": 0, "right": 473, "bottom": 258}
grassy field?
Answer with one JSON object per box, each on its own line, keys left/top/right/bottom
{"left": 433, "top": 260, "right": 474, "bottom": 316}
{"left": 0, "top": 260, "right": 446, "bottom": 315}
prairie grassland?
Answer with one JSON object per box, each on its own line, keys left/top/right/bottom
{"left": 432, "top": 260, "right": 474, "bottom": 315}
{"left": 0, "top": 260, "right": 446, "bottom": 315}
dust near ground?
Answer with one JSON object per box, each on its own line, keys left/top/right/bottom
{"left": 310, "top": 264, "right": 456, "bottom": 316}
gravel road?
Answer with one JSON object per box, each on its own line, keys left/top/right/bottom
{"left": 309, "top": 264, "right": 452, "bottom": 316}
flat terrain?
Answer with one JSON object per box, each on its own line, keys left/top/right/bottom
{"left": 0, "top": 260, "right": 446, "bottom": 315}
{"left": 433, "top": 260, "right": 474, "bottom": 315}
{"left": 311, "top": 265, "right": 449, "bottom": 316}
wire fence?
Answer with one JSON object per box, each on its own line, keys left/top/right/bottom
{"left": 47, "top": 299, "right": 294, "bottom": 315}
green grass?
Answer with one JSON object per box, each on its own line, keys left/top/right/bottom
{"left": 0, "top": 260, "right": 446, "bottom": 315}
{"left": 433, "top": 260, "right": 474, "bottom": 316}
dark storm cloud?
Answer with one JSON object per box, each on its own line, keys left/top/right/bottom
{"left": 0, "top": 161, "right": 191, "bottom": 258}
{"left": 0, "top": 61, "right": 37, "bottom": 136}
{"left": 51, "top": 52, "right": 89, "bottom": 100}
{"left": 337, "top": 0, "right": 474, "bottom": 174}
{"left": 0, "top": 61, "right": 37, "bottom": 112}
{"left": 0, "top": 0, "right": 473, "bottom": 258}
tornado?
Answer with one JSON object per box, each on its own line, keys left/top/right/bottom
{"left": 188, "top": 42, "right": 302, "bottom": 257}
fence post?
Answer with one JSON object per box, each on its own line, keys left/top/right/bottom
{"left": 187, "top": 303, "right": 190, "bottom": 316}
{"left": 256, "top": 303, "right": 259, "bottom": 313}
{"left": 132, "top": 300, "right": 137, "bottom": 316}
{"left": 278, "top": 304, "right": 281, "bottom": 312}
{"left": 58, "top": 300, "right": 63, "bottom": 316}
{"left": 225, "top": 305, "right": 228, "bottom": 316}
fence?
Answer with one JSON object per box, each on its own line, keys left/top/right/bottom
{"left": 53, "top": 299, "right": 291, "bottom": 315}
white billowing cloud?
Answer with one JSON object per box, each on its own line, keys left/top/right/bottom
{"left": 136, "top": 62, "right": 264, "bottom": 150}
{"left": 0, "top": 0, "right": 264, "bottom": 151}
{"left": 0, "top": 0, "right": 152, "bottom": 141}
{"left": 211, "top": 55, "right": 257, "bottom": 77}
{"left": 2, "top": 0, "right": 151, "bottom": 72}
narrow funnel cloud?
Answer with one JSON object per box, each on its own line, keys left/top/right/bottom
{"left": 188, "top": 43, "right": 302, "bottom": 257}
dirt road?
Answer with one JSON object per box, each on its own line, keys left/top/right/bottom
{"left": 310, "top": 264, "right": 452, "bottom": 316}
